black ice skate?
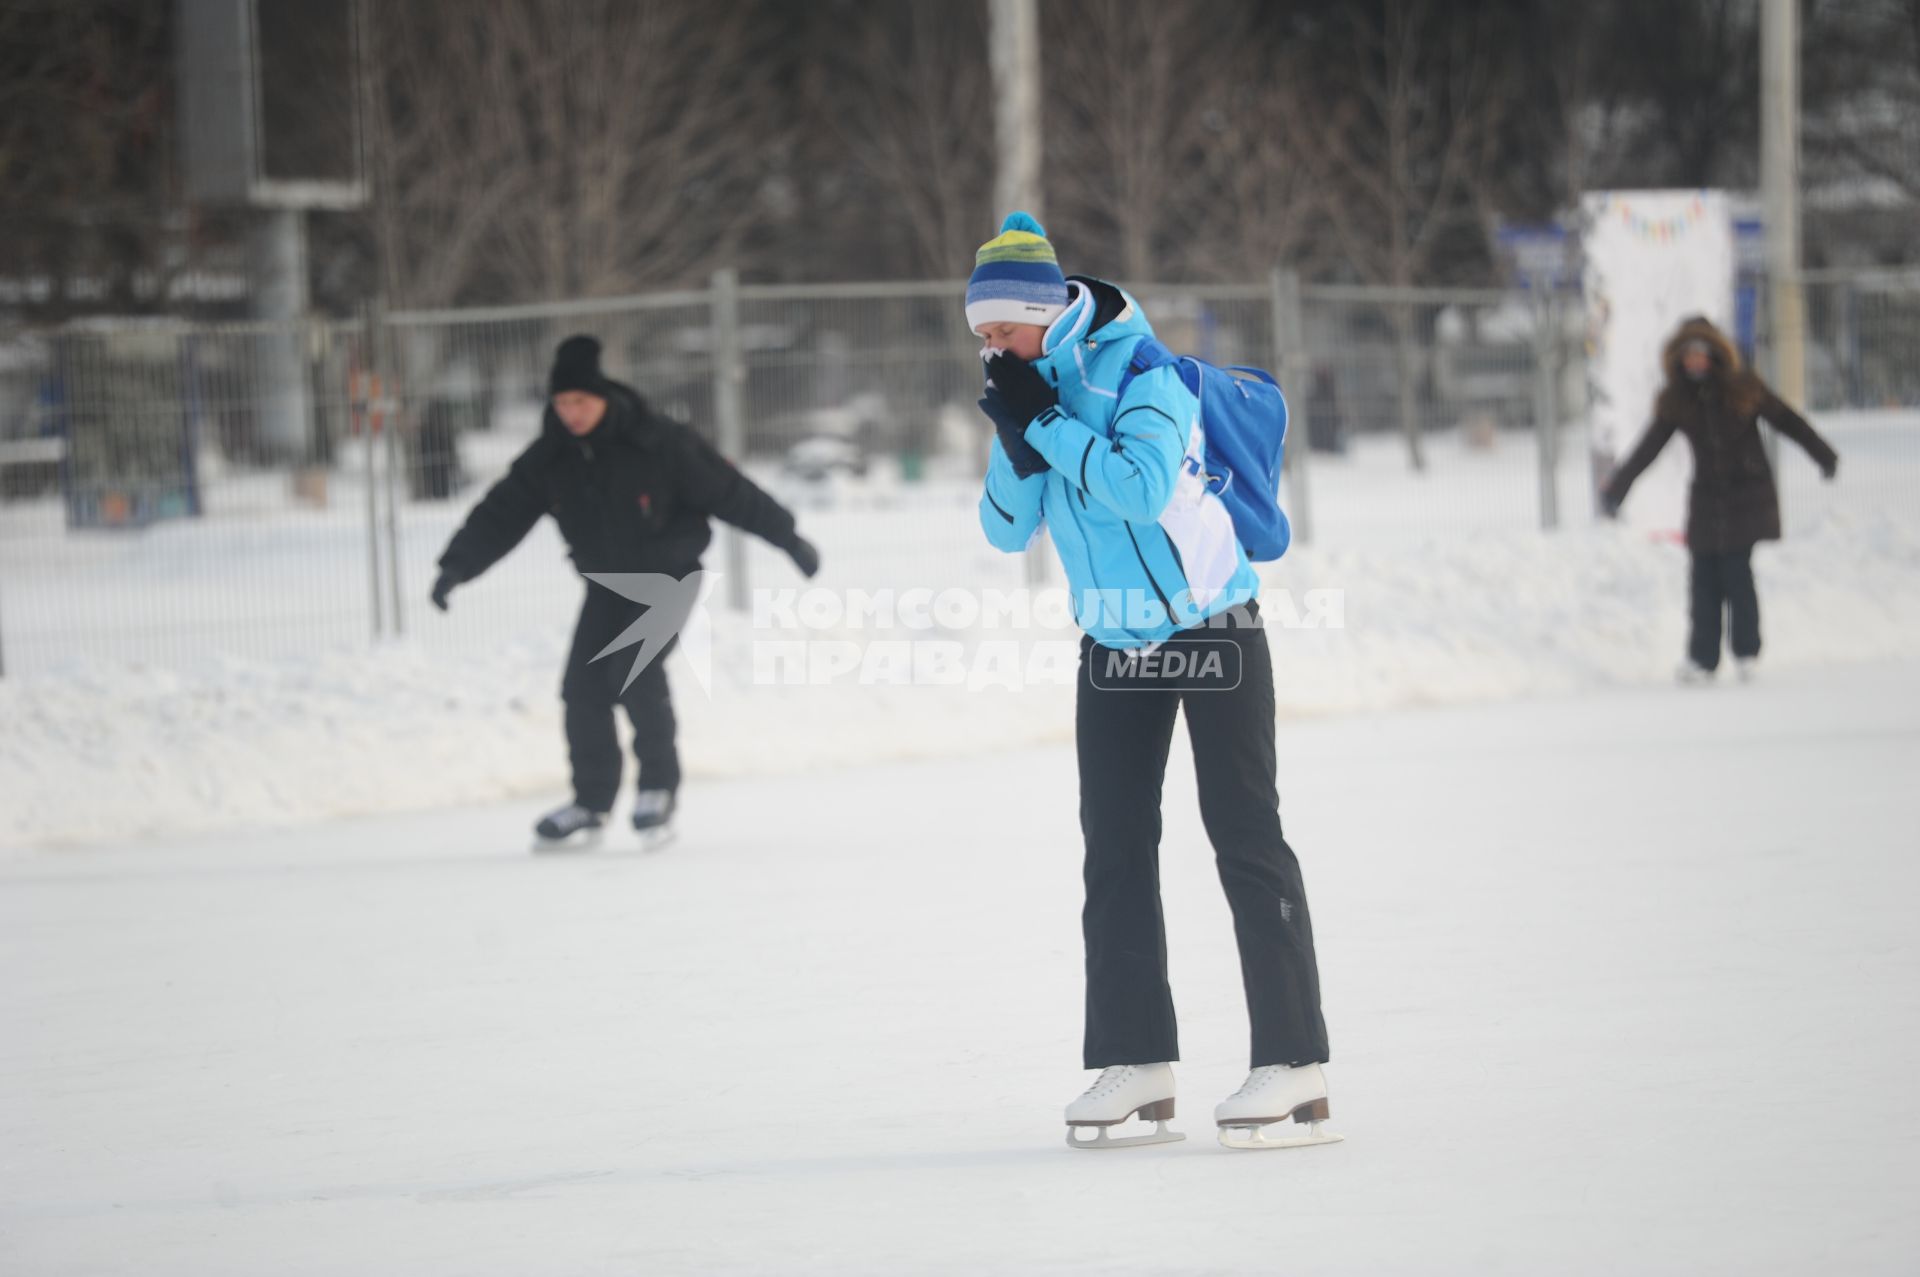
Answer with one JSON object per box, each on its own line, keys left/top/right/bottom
{"left": 532, "top": 803, "right": 608, "bottom": 853}
{"left": 630, "top": 789, "right": 677, "bottom": 850}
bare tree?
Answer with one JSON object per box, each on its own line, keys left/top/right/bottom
{"left": 805, "top": 1, "right": 995, "bottom": 281}
{"left": 1805, "top": 0, "right": 1920, "bottom": 205}
{"left": 1300, "top": 0, "right": 1508, "bottom": 470}
{"left": 0, "top": 0, "right": 185, "bottom": 322}
{"left": 1537, "top": 6, "right": 1606, "bottom": 218}
{"left": 1182, "top": 44, "right": 1326, "bottom": 283}
{"left": 366, "top": 0, "right": 784, "bottom": 307}
{"left": 1042, "top": 0, "right": 1230, "bottom": 280}
{"left": 851, "top": 0, "right": 1322, "bottom": 286}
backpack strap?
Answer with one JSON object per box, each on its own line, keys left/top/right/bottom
{"left": 1115, "top": 337, "right": 1177, "bottom": 399}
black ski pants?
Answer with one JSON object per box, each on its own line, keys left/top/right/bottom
{"left": 561, "top": 584, "right": 680, "bottom": 812}
{"left": 1075, "top": 607, "right": 1329, "bottom": 1070}
{"left": 1689, "top": 545, "right": 1761, "bottom": 671}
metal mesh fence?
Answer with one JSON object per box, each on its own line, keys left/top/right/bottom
{"left": 723, "top": 282, "right": 1016, "bottom": 603}
{"left": 1790, "top": 270, "right": 1920, "bottom": 523}
{"left": 1801, "top": 270, "right": 1920, "bottom": 411}
{"left": 1293, "top": 284, "right": 1578, "bottom": 542}
{"left": 0, "top": 317, "right": 382, "bottom": 673}
{"left": 25, "top": 270, "right": 1912, "bottom": 679}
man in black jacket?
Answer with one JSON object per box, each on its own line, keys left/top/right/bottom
{"left": 431, "top": 335, "right": 819, "bottom": 847}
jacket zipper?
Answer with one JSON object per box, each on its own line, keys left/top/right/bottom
{"left": 1054, "top": 345, "right": 1170, "bottom": 631}
{"left": 1063, "top": 481, "right": 1103, "bottom": 617}
{"left": 1125, "top": 523, "right": 1174, "bottom": 616}
{"left": 1161, "top": 529, "right": 1191, "bottom": 593}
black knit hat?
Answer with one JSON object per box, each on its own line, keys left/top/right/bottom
{"left": 548, "top": 334, "right": 608, "bottom": 398}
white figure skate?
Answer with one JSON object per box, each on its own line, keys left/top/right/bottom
{"left": 1215, "top": 1063, "right": 1344, "bottom": 1150}
{"left": 1064, "top": 1063, "right": 1185, "bottom": 1149}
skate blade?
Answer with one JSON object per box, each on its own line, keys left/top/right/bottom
{"left": 634, "top": 825, "right": 677, "bottom": 852}
{"left": 1066, "top": 1120, "right": 1186, "bottom": 1150}
{"left": 531, "top": 829, "right": 604, "bottom": 855}
{"left": 1217, "top": 1119, "right": 1344, "bottom": 1151}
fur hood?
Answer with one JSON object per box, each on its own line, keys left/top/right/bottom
{"left": 1658, "top": 316, "right": 1760, "bottom": 416}
{"left": 1660, "top": 316, "right": 1742, "bottom": 382}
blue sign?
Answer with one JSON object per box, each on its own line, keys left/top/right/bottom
{"left": 1497, "top": 222, "right": 1579, "bottom": 291}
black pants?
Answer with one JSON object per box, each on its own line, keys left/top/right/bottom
{"left": 1075, "top": 610, "right": 1330, "bottom": 1070}
{"left": 1689, "top": 546, "right": 1761, "bottom": 671}
{"left": 561, "top": 585, "right": 680, "bottom": 812}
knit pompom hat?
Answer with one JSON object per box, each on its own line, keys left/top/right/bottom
{"left": 548, "top": 334, "right": 609, "bottom": 398}
{"left": 966, "top": 211, "right": 1069, "bottom": 333}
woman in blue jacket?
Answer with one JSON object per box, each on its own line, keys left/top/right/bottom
{"left": 970, "top": 213, "right": 1333, "bottom": 1150}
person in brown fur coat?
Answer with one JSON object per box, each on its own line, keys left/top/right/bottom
{"left": 1602, "top": 316, "right": 1838, "bottom": 683}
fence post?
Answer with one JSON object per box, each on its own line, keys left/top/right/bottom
{"left": 1532, "top": 291, "right": 1561, "bottom": 530}
{"left": 383, "top": 309, "right": 405, "bottom": 639}
{"left": 360, "top": 302, "right": 385, "bottom": 639}
{"left": 1270, "top": 268, "right": 1313, "bottom": 547}
{"left": 711, "top": 268, "right": 750, "bottom": 611}
{"left": 1755, "top": 272, "right": 1785, "bottom": 492}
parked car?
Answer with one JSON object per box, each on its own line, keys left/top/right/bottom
{"left": 781, "top": 433, "right": 869, "bottom": 482}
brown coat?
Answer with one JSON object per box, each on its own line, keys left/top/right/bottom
{"left": 1604, "top": 317, "right": 1838, "bottom": 554}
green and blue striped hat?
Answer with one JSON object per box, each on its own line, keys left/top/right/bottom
{"left": 966, "top": 211, "right": 1069, "bottom": 332}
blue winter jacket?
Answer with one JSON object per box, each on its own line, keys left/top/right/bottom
{"left": 977, "top": 279, "right": 1261, "bottom": 648}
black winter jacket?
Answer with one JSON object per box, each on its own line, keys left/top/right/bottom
{"left": 437, "top": 382, "right": 797, "bottom": 584}
{"left": 1605, "top": 317, "right": 1838, "bottom": 555}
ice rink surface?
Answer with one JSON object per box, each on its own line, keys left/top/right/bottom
{"left": 5, "top": 659, "right": 1918, "bottom": 1275}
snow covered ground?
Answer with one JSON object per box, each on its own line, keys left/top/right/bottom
{"left": 3, "top": 412, "right": 1915, "bottom": 849}
{"left": 5, "top": 659, "right": 1917, "bottom": 1275}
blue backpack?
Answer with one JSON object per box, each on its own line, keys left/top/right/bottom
{"left": 1118, "top": 338, "right": 1292, "bottom": 561}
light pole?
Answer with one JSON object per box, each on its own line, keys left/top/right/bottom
{"left": 1760, "top": 0, "right": 1805, "bottom": 411}
{"left": 989, "top": 0, "right": 1042, "bottom": 220}
{"left": 989, "top": 0, "right": 1049, "bottom": 586}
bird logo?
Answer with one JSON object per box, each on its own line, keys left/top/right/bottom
{"left": 581, "top": 569, "right": 715, "bottom": 694}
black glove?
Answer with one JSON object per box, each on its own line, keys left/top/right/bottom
{"left": 784, "top": 533, "right": 820, "bottom": 578}
{"left": 984, "top": 352, "right": 1058, "bottom": 426}
{"left": 431, "top": 570, "right": 459, "bottom": 612}
{"left": 977, "top": 388, "right": 1051, "bottom": 478}
{"left": 1822, "top": 457, "right": 1838, "bottom": 481}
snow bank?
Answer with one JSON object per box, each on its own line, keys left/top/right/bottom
{"left": 4, "top": 412, "right": 1915, "bottom": 848}
{"left": 5, "top": 503, "right": 1915, "bottom": 849}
